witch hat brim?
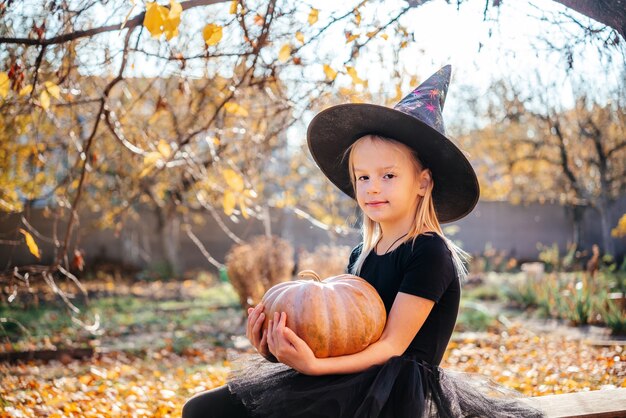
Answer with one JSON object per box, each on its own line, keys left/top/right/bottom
{"left": 306, "top": 67, "right": 480, "bottom": 223}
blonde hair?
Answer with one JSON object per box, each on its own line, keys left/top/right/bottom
{"left": 344, "top": 134, "right": 469, "bottom": 283}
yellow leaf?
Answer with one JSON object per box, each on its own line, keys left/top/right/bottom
{"left": 0, "top": 72, "right": 10, "bottom": 98}
{"left": 143, "top": 151, "right": 162, "bottom": 166}
{"left": 19, "top": 228, "right": 41, "bottom": 259}
{"left": 380, "top": 33, "right": 388, "bottom": 40}
{"left": 139, "top": 166, "right": 153, "bottom": 178}
{"left": 157, "top": 140, "right": 171, "bottom": 158}
{"left": 366, "top": 31, "right": 377, "bottom": 38}
{"left": 164, "top": 0, "right": 182, "bottom": 40}
{"left": 278, "top": 44, "right": 292, "bottom": 63}
{"left": 323, "top": 64, "right": 337, "bottom": 81}
{"left": 238, "top": 195, "right": 249, "bottom": 219}
{"left": 223, "top": 168, "right": 244, "bottom": 192}
{"left": 345, "top": 66, "right": 365, "bottom": 85}
{"left": 167, "top": 0, "right": 182, "bottom": 20}
{"left": 143, "top": 2, "right": 167, "bottom": 38}
{"left": 19, "top": 84, "right": 33, "bottom": 96}
{"left": 78, "top": 375, "right": 92, "bottom": 385}
{"left": 345, "top": 33, "right": 359, "bottom": 44}
{"left": 44, "top": 81, "right": 61, "bottom": 100}
{"left": 223, "top": 102, "right": 249, "bottom": 116}
{"left": 148, "top": 111, "right": 161, "bottom": 125}
{"left": 203, "top": 23, "right": 223, "bottom": 46}
{"left": 304, "top": 184, "right": 316, "bottom": 196}
{"left": 253, "top": 14, "right": 264, "bottom": 26}
{"left": 354, "top": 10, "right": 361, "bottom": 26}
{"left": 223, "top": 190, "right": 236, "bottom": 216}
{"left": 40, "top": 90, "right": 50, "bottom": 110}
{"left": 34, "top": 172, "right": 46, "bottom": 184}
{"left": 308, "top": 8, "right": 318, "bottom": 25}
{"left": 295, "top": 31, "right": 304, "bottom": 44}
{"left": 229, "top": 0, "right": 238, "bottom": 14}
{"left": 612, "top": 214, "right": 626, "bottom": 238}
{"left": 164, "top": 23, "right": 179, "bottom": 40}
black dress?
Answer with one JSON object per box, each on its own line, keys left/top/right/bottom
{"left": 228, "top": 233, "right": 545, "bottom": 417}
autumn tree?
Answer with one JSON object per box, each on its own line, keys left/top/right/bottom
{"left": 1, "top": 0, "right": 427, "bottom": 300}
{"left": 459, "top": 73, "right": 626, "bottom": 254}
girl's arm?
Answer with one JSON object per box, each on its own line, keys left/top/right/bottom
{"left": 267, "top": 292, "right": 435, "bottom": 375}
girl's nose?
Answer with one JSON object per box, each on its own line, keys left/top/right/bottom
{"left": 366, "top": 179, "right": 380, "bottom": 194}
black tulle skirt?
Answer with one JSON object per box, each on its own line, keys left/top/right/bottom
{"left": 227, "top": 353, "right": 546, "bottom": 418}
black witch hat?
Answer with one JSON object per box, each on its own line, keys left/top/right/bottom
{"left": 306, "top": 65, "right": 479, "bottom": 223}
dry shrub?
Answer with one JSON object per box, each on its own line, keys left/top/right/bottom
{"left": 297, "top": 244, "right": 352, "bottom": 279}
{"left": 225, "top": 235, "right": 295, "bottom": 310}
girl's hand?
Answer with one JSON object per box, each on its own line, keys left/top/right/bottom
{"left": 267, "top": 312, "right": 317, "bottom": 375}
{"left": 246, "top": 303, "right": 276, "bottom": 362}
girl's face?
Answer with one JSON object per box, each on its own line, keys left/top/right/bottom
{"left": 352, "top": 137, "right": 424, "bottom": 228}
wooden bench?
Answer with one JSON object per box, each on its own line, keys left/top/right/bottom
{"left": 521, "top": 388, "right": 626, "bottom": 418}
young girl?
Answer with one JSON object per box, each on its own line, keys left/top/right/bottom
{"left": 183, "top": 65, "right": 545, "bottom": 418}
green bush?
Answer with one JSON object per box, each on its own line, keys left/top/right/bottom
{"left": 602, "top": 298, "right": 626, "bottom": 335}
{"left": 455, "top": 300, "right": 500, "bottom": 332}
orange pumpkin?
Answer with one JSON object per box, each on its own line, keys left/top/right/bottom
{"left": 261, "top": 269, "right": 386, "bottom": 358}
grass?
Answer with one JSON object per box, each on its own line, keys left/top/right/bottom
{"left": 0, "top": 280, "right": 241, "bottom": 353}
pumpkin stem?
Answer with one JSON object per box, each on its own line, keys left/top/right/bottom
{"left": 298, "top": 270, "right": 322, "bottom": 282}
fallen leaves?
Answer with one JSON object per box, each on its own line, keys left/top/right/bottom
{"left": 443, "top": 324, "right": 626, "bottom": 396}
{"left": 1, "top": 325, "right": 623, "bottom": 416}
{"left": 1, "top": 348, "right": 231, "bottom": 417}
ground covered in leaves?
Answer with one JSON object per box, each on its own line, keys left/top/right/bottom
{"left": 1, "top": 274, "right": 625, "bottom": 417}
{"left": 1, "top": 325, "right": 624, "bottom": 417}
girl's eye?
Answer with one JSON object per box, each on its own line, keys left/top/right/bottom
{"left": 384, "top": 173, "right": 395, "bottom": 179}
{"left": 357, "top": 175, "right": 369, "bottom": 181}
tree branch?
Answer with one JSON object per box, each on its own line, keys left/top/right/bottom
{"left": 0, "top": 0, "right": 231, "bottom": 46}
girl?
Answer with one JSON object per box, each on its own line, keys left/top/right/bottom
{"left": 183, "top": 65, "right": 545, "bottom": 418}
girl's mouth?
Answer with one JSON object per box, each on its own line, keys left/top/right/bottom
{"left": 367, "top": 201, "right": 388, "bottom": 207}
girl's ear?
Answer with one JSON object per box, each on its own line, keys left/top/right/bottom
{"left": 417, "top": 169, "right": 432, "bottom": 197}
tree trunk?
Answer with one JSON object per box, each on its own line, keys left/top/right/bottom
{"left": 552, "top": 0, "right": 626, "bottom": 40}
{"left": 156, "top": 205, "right": 182, "bottom": 277}
{"left": 596, "top": 198, "right": 615, "bottom": 256}
{"left": 567, "top": 204, "right": 586, "bottom": 249}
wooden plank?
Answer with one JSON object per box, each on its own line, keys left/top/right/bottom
{"left": 521, "top": 388, "right": 626, "bottom": 418}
